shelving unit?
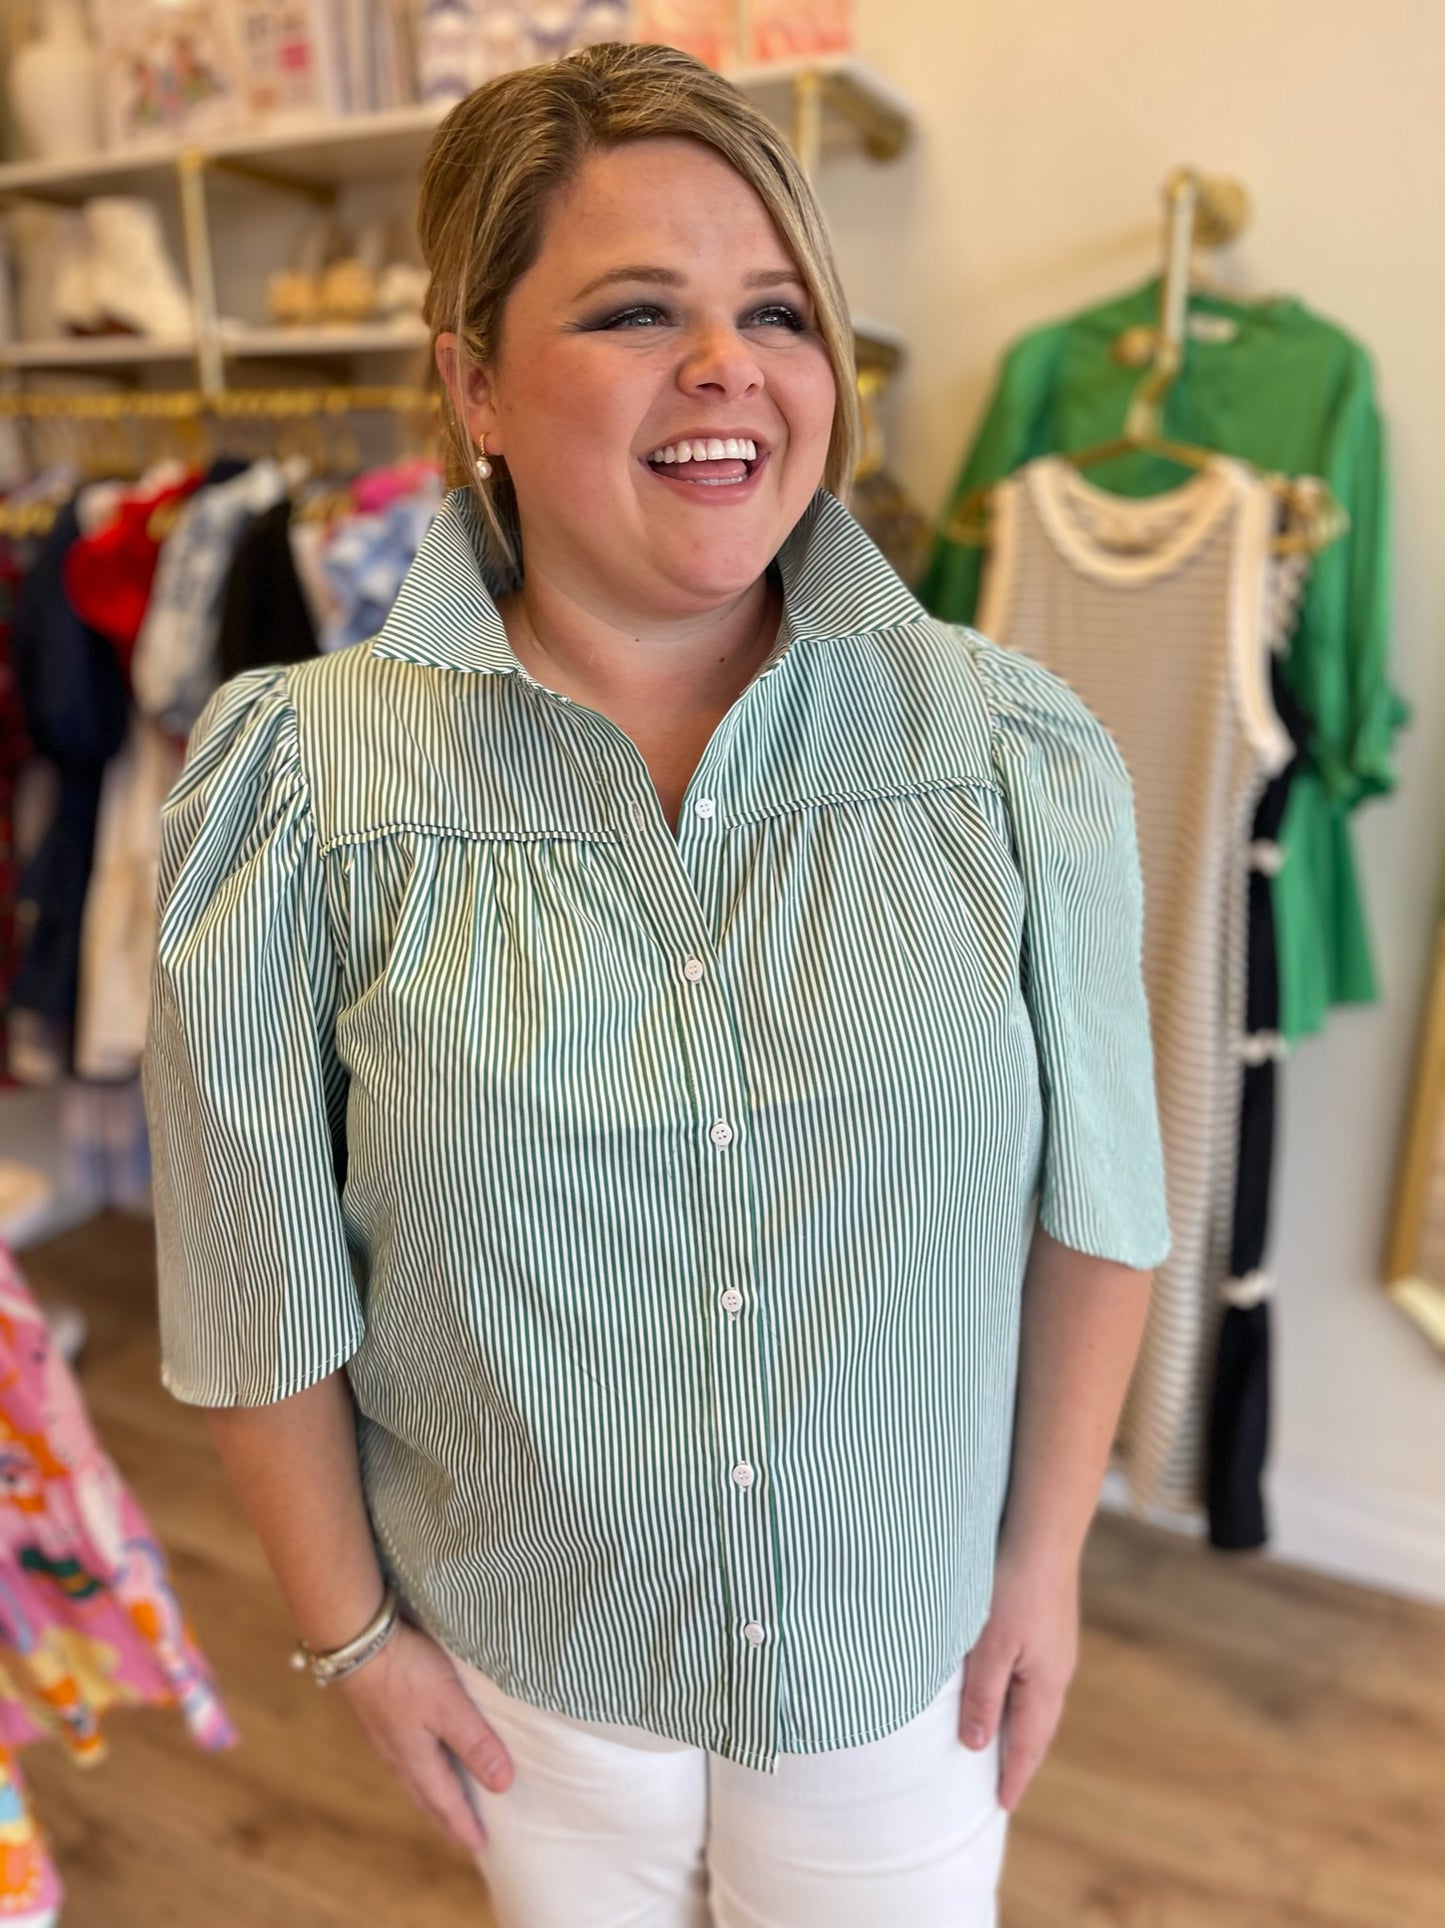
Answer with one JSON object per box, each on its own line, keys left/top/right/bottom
{"left": 0, "top": 336, "right": 198, "bottom": 369}
{"left": 0, "top": 55, "right": 914, "bottom": 427}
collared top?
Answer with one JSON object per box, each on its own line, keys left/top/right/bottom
{"left": 144, "top": 486, "right": 1169, "bottom": 1773}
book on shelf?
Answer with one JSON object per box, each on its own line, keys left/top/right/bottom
{"left": 742, "top": 0, "right": 852, "bottom": 62}
{"left": 633, "top": 0, "right": 736, "bottom": 69}
{"left": 417, "top": 0, "right": 631, "bottom": 105}
{"left": 93, "top": 0, "right": 250, "bottom": 148}
{"left": 227, "top": 0, "right": 346, "bottom": 122}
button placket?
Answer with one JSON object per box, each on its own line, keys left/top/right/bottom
{"left": 667, "top": 931, "right": 778, "bottom": 1749}
{"left": 613, "top": 731, "right": 779, "bottom": 1758}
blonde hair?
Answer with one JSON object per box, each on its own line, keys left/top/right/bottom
{"left": 418, "top": 41, "right": 857, "bottom": 591}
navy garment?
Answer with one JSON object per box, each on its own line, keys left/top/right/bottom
{"left": 9, "top": 495, "right": 130, "bottom": 1039}
{"left": 1207, "top": 665, "right": 1310, "bottom": 1552}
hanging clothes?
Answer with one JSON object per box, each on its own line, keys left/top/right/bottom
{"left": 131, "top": 457, "right": 301, "bottom": 740}
{"left": 73, "top": 716, "right": 183, "bottom": 1085}
{"left": 922, "top": 277, "right": 1406, "bottom": 1042}
{"left": 316, "top": 473, "right": 443, "bottom": 653}
{"left": 61, "top": 471, "right": 203, "bottom": 678}
{"left": 1207, "top": 665, "right": 1308, "bottom": 1550}
{"left": 0, "top": 555, "right": 32, "bottom": 1091}
{"left": 977, "top": 455, "right": 1292, "bottom": 1515}
{"left": 216, "top": 496, "right": 319, "bottom": 682}
{"left": 0, "top": 1238, "right": 235, "bottom": 1920}
{"left": 7, "top": 497, "right": 131, "bottom": 1077}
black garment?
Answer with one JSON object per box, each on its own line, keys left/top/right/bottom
{"left": 216, "top": 497, "right": 318, "bottom": 683}
{"left": 1207, "top": 665, "right": 1310, "bottom": 1551}
{"left": 8, "top": 495, "right": 130, "bottom": 1041}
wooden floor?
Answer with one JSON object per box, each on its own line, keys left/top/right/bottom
{"left": 16, "top": 1213, "right": 1445, "bottom": 1927}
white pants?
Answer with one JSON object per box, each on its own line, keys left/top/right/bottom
{"left": 451, "top": 1658, "right": 1009, "bottom": 1927}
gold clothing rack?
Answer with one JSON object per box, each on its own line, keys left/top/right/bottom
{"left": 0, "top": 383, "right": 436, "bottom": 421}
{"left": 0, "top": 384, "right": 442, "bottom": 535}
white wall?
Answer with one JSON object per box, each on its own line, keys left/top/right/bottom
{"left": 823, "top": 0, "right": 1445, "bottom": 1596}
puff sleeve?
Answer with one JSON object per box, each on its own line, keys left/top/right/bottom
{"left": 967, "top": 632, "right": 1171, "bottom": 1271}
{"left": 142, "top": 667, "right": 362, "bottom": 1406}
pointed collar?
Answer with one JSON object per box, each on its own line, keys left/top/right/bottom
{"left": 369, "top": 485, "right": 928, "bottom": 675}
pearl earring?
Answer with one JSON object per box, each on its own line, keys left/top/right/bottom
{"left": 475, "top": 440, "right": 492, "bottom": 481}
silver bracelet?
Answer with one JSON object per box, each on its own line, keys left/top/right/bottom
{"left": 291, "top": 1584, "right": 400, "bottom": 1688}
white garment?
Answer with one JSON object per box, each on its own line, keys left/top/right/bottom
{"left": 73, "top": 713, "right": 182, "bottom": 1081}
{"left": 978, "top": 456, "right": 1293, "bottom": 1515}
{"left": 452, "top": 1656, "right": 1008, "bottom": 1928}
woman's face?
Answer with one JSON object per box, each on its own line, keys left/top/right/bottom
{"left": 453, "top": 136, "right": 838, "bottom": 618}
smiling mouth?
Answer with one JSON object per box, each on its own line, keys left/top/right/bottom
{"left": 645, "top": 436, "right": 763, "bottom": 487}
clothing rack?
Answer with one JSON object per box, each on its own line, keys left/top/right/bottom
{"left": 0, "top": 385, "right": 441, "bottom": 531}
{"left": 0, "top": 383, "right": 437, "bottom": 421}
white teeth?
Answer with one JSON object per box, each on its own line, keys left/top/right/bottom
{"left": 646, "top": 435, "right": 761, "bottom": 466}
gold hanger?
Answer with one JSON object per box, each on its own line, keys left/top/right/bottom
{"left": 943, "top": 169, "right": 1347, "bottom": 559}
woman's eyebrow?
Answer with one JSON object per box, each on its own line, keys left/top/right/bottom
{"left": 572, "top": 265, "right": 684, "bottom": 300}
{"left": 570, "top": 265, "right": 806, "bottom": 300}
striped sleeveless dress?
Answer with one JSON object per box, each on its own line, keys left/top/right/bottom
{"left": 978, "top": 454, "right": 1294, "bottom": 1514}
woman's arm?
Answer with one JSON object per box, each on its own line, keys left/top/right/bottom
{"left": 958, "top": 1226, "right": 1154, "bottom": 1810}
{"left": 207, "top": 1371, "right": 389, "bottom": 1651}
{"left": 207, "top": 1372, "right": 513, "bottom": 1848}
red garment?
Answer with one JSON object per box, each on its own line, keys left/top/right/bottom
{"left": 60, "top": 475, "right": 200, "bottom": 671}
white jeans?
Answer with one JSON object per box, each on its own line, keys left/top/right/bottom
{"left": 451, "top": 1657, "right": 1009, "bottom": 1927}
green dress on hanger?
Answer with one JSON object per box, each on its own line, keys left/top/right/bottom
{"left": 921, "top": 277, "right": 1406, "bottom": 1042}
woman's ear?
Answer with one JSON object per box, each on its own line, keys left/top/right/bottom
{"left": 435, "top": 333, "right": 502, "bottom": 454}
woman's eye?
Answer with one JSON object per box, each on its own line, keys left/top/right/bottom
{"left": 748, "top": 303, "right": 807, "bottom": 332}
{"left": 597, "top": 305, "right": 670, "bottom": 329}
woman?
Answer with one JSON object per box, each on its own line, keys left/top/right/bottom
{"left": 143, "top": 41, "right": 1170, "bottom": 1928}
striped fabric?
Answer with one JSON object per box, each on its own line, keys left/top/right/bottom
{"left": 144, "top": 485, "right": 1169, "bottom": 1772}
{"left": 977, "top": 456, "right": 1290, "bottom": 1516}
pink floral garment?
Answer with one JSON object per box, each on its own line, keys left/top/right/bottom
{"left": 0, "top": 1237, "right": 235, "bottom": 1919}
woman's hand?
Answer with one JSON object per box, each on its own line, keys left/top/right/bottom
{"left": 337, "top": 1619, "right": 514, "bottom": 1851}
{"left": 958, "top": 1540, "right": 1081, "bottom": 1813}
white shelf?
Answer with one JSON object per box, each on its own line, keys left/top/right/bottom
{"left": 220, "top": 320, "right": 429, "bottom": 357}
{"left": 205, "top": 104, "right": 453, "bottom": 193}
{"left": 0, "top": 103, "right": 451, "bottom": 201}
{"left": 0, "top": 335, "right": 198, "bottom": 368}
{"left": 0, "top": 57, "right": 911, "bottom": 410}
{"left": 0, "top": 58, "right": 912, "bottom": 202}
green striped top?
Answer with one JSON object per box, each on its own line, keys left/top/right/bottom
{"left": 144, "top": 486, "right": 1169, "bottom": 1772}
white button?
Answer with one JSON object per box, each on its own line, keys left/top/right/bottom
{"left": 682, "top": 957, "right": 705, "bottom": 983}
{"left": 720, "top": 1288, "right": 743, "bottom": 1314}
{"left": 709, "top": 1120, "right": 735, "bottom": 1148}
{"left": 694, "top": 797, "right": 716, "bottom": 820}
{"left": 630, "top": 799, "right": 646, "bottom": 829}
{"left": 743, "top": 1621, "right": 765, "bottom": 1647}
{"left": 731, "top": 1462, "right": 755, "bottom": 1490}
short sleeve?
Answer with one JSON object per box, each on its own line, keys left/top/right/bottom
{"left": 142, "top": 666, "right": 363, "bottom": 1406}
{"left": 966, "top": 632, "right": 1171, "bottom": 1270}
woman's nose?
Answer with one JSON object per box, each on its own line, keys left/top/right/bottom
{"left": 677, "top": 325, "right": 763, "bottom": 398}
